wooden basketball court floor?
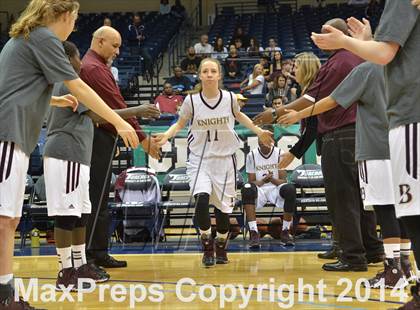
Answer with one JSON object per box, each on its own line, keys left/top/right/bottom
{"left": 15, "top": 251, "right": 411, "bottom": 309}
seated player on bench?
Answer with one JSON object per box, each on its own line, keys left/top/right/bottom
{"left": 242, "top": 125, "right": 297, "bottom": 249}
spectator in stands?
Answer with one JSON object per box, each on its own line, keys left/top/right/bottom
{"left": 166, "top": 65, "right": 193, "bottom": 95}
{"left": 154, "top": 82, "right": 184, "bottom": 114}
{"left": 234, "top": 38, "right": 246, "bottom": 54}
{"left": 267, "top": 74, "right": 294, "bottom": 105}
{"left": 107, "top": 59, "right": 119, "bottom": 84}
{"left": 259, "top": 55, "right": 271, "bottom": 80}
{"left": 240, "top": 63, "right": 265, "bottom": 95}
{"left": 272, "top": 96, "right": 284, "bottom": 109}
{"left": 127, "top": 13, "right": 153, "bottom": 76}
{"left": 127, "top": 14, "right": 145, "bottom": 48}
{"left": 103, "top": 17, "right": 112, "bottom": 27}
{"left": 181, "top": 46, "right": 202, "bottom": 74}
{"left": 247, "top": 37, "right": 264, "bottom": 57}
{"left": 270, "top": 50, "right": 283, "bottom": 77}
{"left": 194, "top": 34, "right": 213, "bottom": 57}
{"left": 212, "top": 37, "right": 228, "bottom": 60}
{"left": 224, "top": 45, "right": 241, "bottom": 80}
{"left": 281, "top": 59, "right": 296, "bottom": 87}
{"left": 236, "top": 93, "right": 248, "bottom": 109}
{"left": 282, "top": 59, "right": 293, "bottom": 75}
{"left": 265, "top": 37, "right": 282, "bottom": 59}
{"left": 231, "top": 26, "right": 250, "bottom": 48}
{"left": 160, "top": 0, "right": 171, "bottom": 15}
{"left": 171, "top": 0, "right": 187, "bottom": 20}
{"left": 81, "top": 26, "right": 160, "bottom": 269}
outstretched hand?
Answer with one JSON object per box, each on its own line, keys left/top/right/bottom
{"left": 347, "top": 17, "right": 372, "bottom": 41}
{"left": 115, "top": 121, "right": 140, "bottom": 149}
{"left": 51, "top": 94, "right": 79, "bottom": 112}
{"left": 135, "top": 104, "right": 161, "bottom": 119}
{"left": 253, "top": 108, "right": 276, "bottom": 125}
{"left": 152, "top": 133, "right": 169, "bottom": 147}
{"left": 141, "top": 136, "right": 161, "bottom": 159}
{"left": 257, "top": 129, "right": 274, "bottom": 147}
{"left": 279, "top": 151, "right": 295, "bottom": 169}
{"left": 277, "top": 109, "right": 300, "bottom": 126}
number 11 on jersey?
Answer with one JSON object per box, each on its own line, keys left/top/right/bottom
{"left": 207, "top": 129, "right": 219, "bottom": 142}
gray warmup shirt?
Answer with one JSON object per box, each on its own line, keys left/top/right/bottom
{"left": 0, "top": 27, "right": 78, "bottom": 156}
{"left": 331, "top": 63, "right": 389, "bottom": 161}
{"left": 374, "top": 1, "right": 420, "bottom": 129}
{"left": 43, "top": 83, "right": 94, "bottom": 166}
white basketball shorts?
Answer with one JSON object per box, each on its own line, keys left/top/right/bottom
{"left": 187, "top": 152, "right": 237, "bottom": 213}
{"left": 358, "top": 159, "right": 395, "bottom": 207}
{"left": 44, "top": 157, "right": 91, "bottom": 217}
{"left": 389, "top": 123, "right": 420, "bottom": 218}
{"left": 256, "top": 184, "right": 287, "bottom": 209}
{"left": 0, "top": 141, "right": 29, "bottom": 218}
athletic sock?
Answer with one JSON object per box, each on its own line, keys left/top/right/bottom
{"left": 248, "top": 221, "right": 258, "bottom": 232}
{"left": 72, "top": 244, "right": 87, "bottom": 269}
{"left": 57, "top": 247, "right": 72, "bottom": 270}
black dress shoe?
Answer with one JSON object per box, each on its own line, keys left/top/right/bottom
{"left": 94, "top": 255, "right": 127, "bottom": 268}
{"left": 322, "top": 260, "right": 367, "bottom": 272}
{"left": 367, "top": 254, "right": 385, "bottom": 264}
{"left": 318, "top": 247, "right": 342, "bottom": 260}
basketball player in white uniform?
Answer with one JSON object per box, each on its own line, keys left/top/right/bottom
{"left": 155, "top": 58, "right": 273, "bottom": 267}
{"left": 242, "top": 125, "right": 297, "bottom": 249}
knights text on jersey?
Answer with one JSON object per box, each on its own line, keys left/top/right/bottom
{"left": 246, "top": 146, "right": 282, "bottom": 189}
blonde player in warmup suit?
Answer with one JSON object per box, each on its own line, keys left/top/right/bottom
{"left": 155, "top": 58, "right": 273, "bottom": 267}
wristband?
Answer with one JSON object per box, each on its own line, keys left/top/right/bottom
{"left": 272, "top": 108, "right": 278, "bottom": 122}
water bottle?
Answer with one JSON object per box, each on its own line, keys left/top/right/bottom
{"left": 31, "top": 228, "right": 40, "bottom": 247}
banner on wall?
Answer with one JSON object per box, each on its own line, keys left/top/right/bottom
{"left": 133, "top": 124, "right": 320, "bottom": 182}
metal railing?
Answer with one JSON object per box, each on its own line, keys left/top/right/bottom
{"left": 214, "top": 0, "right": 298, "bottom": 16}
{"left": 166, "top": 2, "right": 200, "bottom": 77}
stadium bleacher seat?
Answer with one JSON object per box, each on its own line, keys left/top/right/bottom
{"left": 208, "top": 3, "right": 383, "bottom": 59}
{"left": 68, "top": 11, "right": 183, "bottom": 92}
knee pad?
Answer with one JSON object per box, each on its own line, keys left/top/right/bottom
{"left": 194, "top": 193, "right": 210, "bottom": 208}
{"left": 194, "top": 193, "right": 211, "bottom": 231}
{"left": 280, "top": 184, "right": 296, "bottom": 214}
{"left": 75, "top": 214, "right": 90, "bottom": 228}
{"left": 373, "top": 205, "right": 400, "bottom": 238}
{"left": 280, "top": 183, "right": 296, "bottom": 200}
{"left": 55, "top": 216, "right": 78, "bottom": 231}
{"left": 241, "top": 183, "right": 257, "bottom": 205}
{"left": 214, "top": 207, "right": 230, "bottom": 234}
